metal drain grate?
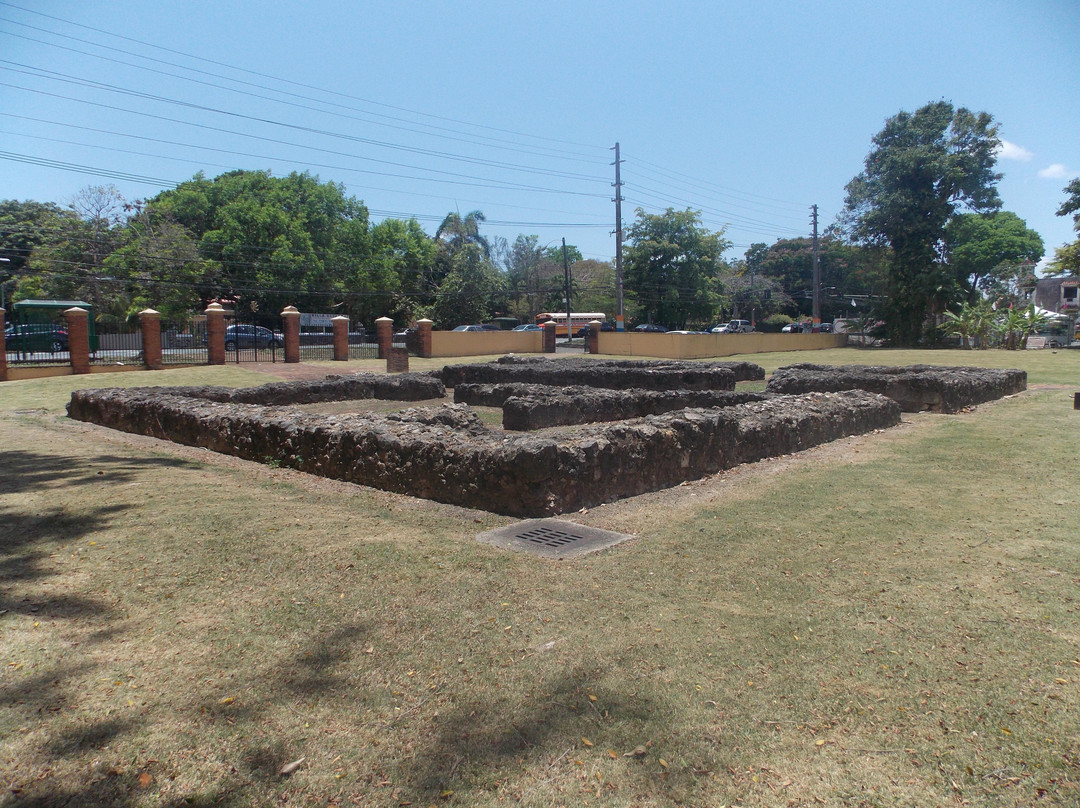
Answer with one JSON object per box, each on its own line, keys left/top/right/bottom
{"left": 477, "top": 519, "right": 633, "bottom": 559}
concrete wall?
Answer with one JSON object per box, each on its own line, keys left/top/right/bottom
{"left": 429, "top": 330, "right": 543, "bottom": 357}
{"left": 597, "top": 331, "right": 847, "bottom": 358}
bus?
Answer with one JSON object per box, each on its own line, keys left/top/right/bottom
{"left": 535, "top": 312, "right": 607, "bottom": 336}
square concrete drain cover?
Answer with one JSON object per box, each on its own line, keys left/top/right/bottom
{"left": 477, "top": 519, "right": 633, "bottom": 559}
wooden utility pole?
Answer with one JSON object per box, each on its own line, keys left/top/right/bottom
{"left": 612, "top": 143, "right": 625, "bottom": 329}
{"left": 562, "top": 238, "right": 571, "bottom": 343}
{"left": 811, "top": 204, "right": 821, "bottom": 327}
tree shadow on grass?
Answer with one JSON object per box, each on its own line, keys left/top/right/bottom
{"left": 395, "top": 670, "right": 657, "bottom": 802}
{"left": 0, "top": 449, "right": 202, "bottom": 497}
{"left": 0, "top": 504, "right": 128, "bottom": 618}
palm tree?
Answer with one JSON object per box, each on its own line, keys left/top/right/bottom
{"left": 942, "top": 304, "right": 976, "bottom": 349}
{"left": 435, "top": 210, "right": 490, "bottom": 258}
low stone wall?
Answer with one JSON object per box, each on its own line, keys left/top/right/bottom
{"left": 454, "top": 382, "right": 768, "bottom": 430}
{"left": 68, "top": 386, "right": 899, "bottom": 517}
{"left": 493, "top": 355, "right": 766, "bottom": 382}
{"left": 439, "top": 358, "right": 741, "bottom": 391}
{"left": 765, "top": 364, "right": 1027, "bottom": 413}
{"left": 133, "top": 372, "right": 446, "bottom": 407}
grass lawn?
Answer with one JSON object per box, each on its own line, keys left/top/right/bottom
{"left": 1, "top": 348, "right": 1078, "bottom": 807}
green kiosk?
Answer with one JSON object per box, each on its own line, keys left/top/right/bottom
{"left": 7, "top": 299, "right": 98, "bottom": 354}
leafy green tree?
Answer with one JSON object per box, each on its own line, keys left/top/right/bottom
{"left": 945, "top": 211, "right": 1043, "bottom": 301}
{"left": 150, "top": 170, "right": 371, "bottom": 318}
{"left": 1049, "top": 178, "right": 1080, "bottom": 275}
{"left": 497, "top": 234, "right": 560, "bottom": 320}
{"left": 431, "top": 243, "right": 505, "bottom": 328}
{"left": 753, "top": 237, "right": 887, "bottom": 321}
{"left": 103, "top": 200, "right": 206, "bottom": 320}
{"left": 0, "top": 199, "right": 75, "bottom": 307}
{"left": 567, "top": 258, "right": 615, "bottom": 316}
{"left": 21, "top": 186, "right": 130, "bottom": 310}
{"left": 844, "top": 101, "right": 1002, "bottom": 344}
{"left": 367, "top": 217, "right": 436, "bottom": 325}
{"left": 624, "top": 208, "right": 730, "bottom": 328}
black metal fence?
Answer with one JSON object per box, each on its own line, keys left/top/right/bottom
{"left": 4, "top": 309, "right": 73, "bottom": 367}
{"left": 89, "top": 321, "right": 141, "bottom": 367}
{"left": 161, "top": 316, "right": 209, "bottom": 365}
{"left": 5, "top": 312, "right": 399, "bottom": 369}
{"left": 221, "top": 312, "right": 283, "bottom": 363}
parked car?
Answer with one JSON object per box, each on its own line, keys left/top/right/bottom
{"left": 818, "top": 322, "right": 833, "bottom": 333}
{"left": 574, "top": 321, "right": 616, "bottom": 336}
{"left": 634, "top": 323, "right": 667, "bottom": 333}
{"left": 512, "top": 323, "right": 542, "bottom": 331}
{"left": 452, "top": 324, "right": 488, "bottom": 332}
{"left": 224, "top": 324, "right": 283, "bottom": 350}
{"left": 667, "top": 330, "right": 707, "bottom": 335}
{"left": 719, "top": 319, "right": 754, "bottom": 333}
{"left": 4, "top": 323, "right": 69, "bottom": 353}
{"left": 782, "top": 322, "right": 811, "bottom": 333}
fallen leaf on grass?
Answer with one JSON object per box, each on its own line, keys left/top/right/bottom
{"left": 137, "top": 772, "right": 153, "bottom": 788}
{"left": 581, "top": 737, "right": 593, "bottom": 747}
{"left": 624, "top": 746, "right": 647, "bottom": 758}
{"left": 279, "top": 757, "right": 306, "bottom": 776}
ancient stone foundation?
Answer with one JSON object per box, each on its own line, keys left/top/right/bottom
{"left": 438, "top": 358, "right": 750, "bottom": 391}
{"left": 489, "top": 355, "right": 767, "bottom": 382}
{"left": 454, "top": 383, "right": 769, "bottom": 430}
{"left": 134, "top": 372, "right": 445, "bottom": 407}
{"left": 765, "top": 364, "right": 1027, "bottom": 413}
{"left": 67, "top": 384, "right": 900, "bottom": 517}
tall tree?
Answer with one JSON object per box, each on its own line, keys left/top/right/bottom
{"left": 624, "top": 208, "right": 730, "bottom": 328}
{"left": 1049, "top": 178, "right": 1080, "bottom": 275}
{"left": 844, "top": 101, "right": 1002, "bottom": 344}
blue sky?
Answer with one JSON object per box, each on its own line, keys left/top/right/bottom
{"left": 1, "top": 0, "right": 1077, "bottom": 269}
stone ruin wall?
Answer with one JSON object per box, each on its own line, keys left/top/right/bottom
{"left": 67, "top": 383, "right": 901, "bottom": 517}
{"left": 453, "top": 383, "right": 770, "bottom": 430}
{"left": 766, "top": 364, "right": 1027, "bottom": 413}
{"left": 66, "top": 360, "right": 1025, "bottom": 517}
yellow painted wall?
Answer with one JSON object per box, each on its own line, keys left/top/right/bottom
{"left": 429, "top": 330, "right": 544, "bottom": 357}
{"left": 596, "top": 332, "right": 848, "bottom": 359}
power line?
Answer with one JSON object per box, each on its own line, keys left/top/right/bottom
{"left": 0, "top": 2, "right": 606, "bottom": 153}
{"left": 0, "top": 24, "right": 606, "bottom": 166}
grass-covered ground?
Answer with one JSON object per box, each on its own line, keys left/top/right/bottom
{"left": 1, "top": 348, "right": 1078, "bottom": 807}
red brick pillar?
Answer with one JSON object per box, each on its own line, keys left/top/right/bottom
{"left": 376, "top": 317, "right": 393, "bottom": 360}
{"left": 281, "top": 306, "right": 300, "bottom": 363}
{"left": 332, "top": 316, "right": 349, "bottom": 361}
{"left": 206, "top": 303, "right": 226, "bottom": 365}
{"left": 587, "top": 320, "right": 601, "bottom": 355}
{"left": 0, "top": 308, "right": 7, "bottom": 382}
{"left": 543, "top": 321, "right": 557, "bottom": 353}
{"left": 139, "top": 309, "right": 162, "bottom": 370}
{"left": 416, "top": 319, "right": 433, "bottom": 358}
{"left": 64, "top": 306, "right": 91, "bottom": 374}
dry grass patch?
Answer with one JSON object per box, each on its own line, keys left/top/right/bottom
{"left": 1, "top": 353, "right": 1079, "bottom": 807}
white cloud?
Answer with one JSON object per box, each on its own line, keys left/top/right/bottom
{"left": 1038, "top": 163, "right": 1069, "bottom": 179}
{"left": 996, "top": 140, "right": 1033, "bottom": 161}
